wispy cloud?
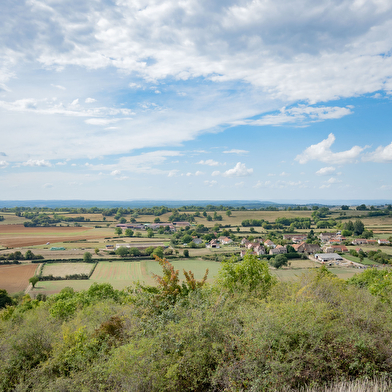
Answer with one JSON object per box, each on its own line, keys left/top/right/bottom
{"left": 223, "top": 149, "right": 249, "bottom": 155}
{"left": 22, "top": 159, "right": 52, "bottom": 167}
{"left": 197, "top": 159, "right": 220, "bottom": 166}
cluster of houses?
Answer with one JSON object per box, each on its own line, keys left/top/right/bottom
{"left": 116, "top": 221, "right": 191, "bottom": 232}
{"left": 207, "top": 236, "right": 233, "bottom": 248}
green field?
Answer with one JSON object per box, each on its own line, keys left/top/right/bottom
{"left": 30, "top": 257, "right": 364, "bottom": 296}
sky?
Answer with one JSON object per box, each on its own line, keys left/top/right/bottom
{"left": 1, "top": 0, "right": 392, "bottom": 202}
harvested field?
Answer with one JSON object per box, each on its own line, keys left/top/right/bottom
{"left": 0, "top": 225, "right": 99, "bottom": 247}
{"left": 0, "top": 264, "right": 38, "bottom": 293}
{"left": 42, "top": 263, "right": 95, "bottom": 278}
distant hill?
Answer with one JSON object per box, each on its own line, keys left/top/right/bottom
{"left": 0, "top": 199, "right": 390, "bottom": 208}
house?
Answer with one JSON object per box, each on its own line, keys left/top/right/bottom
{"left": 319, "top": 233, "right": 337, "bottom": 242}
{"left": 367, "top": 239, "right": 378, "bottom": 245}
{"left": 193, "top": 238, "right": 203, "bottom": 245}
{"left": 315, "top": 253, "right": 344, "bottom": 262}
{"left": 173, "top": 222, "right": 191, "bottom": 227}
{"left": 352, "top": 239, "right": 368, "bottom": 245}
{"left": 264, "top": 240, "right": 276, "bottom": 249}
{"left": 218, "top": 236, "right": 233, "bottom": 245}
{"left": 208, "top": 239, "right": 220, "bottom": 248}
{"left": 269, "top": 245, "right": 287, "bottom": 255}
{"left": 254, "top": 244, "right": 266, "bottom": 255}
{"left": 293, "top": 242, "right": 321, "bottom": 254}
{"left": 283, "top": 234, "right": 307, "bottom": 243}
{"left": 378, "top": 239, "right": 391, "bottom": 245}
{"left": 323, "top": 245, "right": 348, "bottom": 253}
{"left": 241, "top": 238, "right": 249, "bottom": 246}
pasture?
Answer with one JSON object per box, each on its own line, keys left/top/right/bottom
{"left": 42, "top": 263, "right": 95, "bottom": 278}
{"left": 0, "top": 264, "right": 39, "bottom": 293}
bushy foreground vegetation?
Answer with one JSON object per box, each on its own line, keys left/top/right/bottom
{"left": 1, "top": 255, "right": 392, "bottom": 391}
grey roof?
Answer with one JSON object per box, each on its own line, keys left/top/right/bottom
{"left": 315, "top": 253, "right": 343, "bottom": 260}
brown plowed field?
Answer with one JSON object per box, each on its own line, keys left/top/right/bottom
{"left": 0, "top": 225, "right": 95, "bottom": 247}
{"left": 0, "top": 264, "right": 38, "bottom": 293}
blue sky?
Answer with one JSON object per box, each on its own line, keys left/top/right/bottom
{"left": 1, "top": 0, "right": 392, "bottom": 201}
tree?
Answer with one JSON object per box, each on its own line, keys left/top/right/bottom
{"left": 218, "top": 253, "right": 277, "bottom": 297}
{"left": 152, "top": 247, "right": 164, "bottom": 258}
{"left": 29, "top": 276, "right": 39, "bottom": 288}
{"left": 0, "top": 289, "right": 13, "bottom": 308}
{"left": 154, "top": 217, "right": 161, "bottom": 223}
{"left": 236, "top": 227, "right": 240, "bottom": 233}
{"left": 183, "top": 249, "right": 189, "bottom": 258}
{"left": 125, "top": 229, "right": 134, "bottom": 237}
{"left": 182, "top": 234, "right": 193, "bottom": 244}
{"left": 341, "top": 205, "right": 349, "bottom": 210}
{"left": 353, "top": 219, "right": 365, "bottom": 236}
{"left": 25, "top": 250, "right": 35, "bottom": 260}
{"left": 250, "top": 227, "right": 255, "bottom": 233}
{"left": 226, "top": 210, "right": 232, "bottom": 217}
{"left": 272, "top": 254, "right": 288, "bottom": 269}
{"left": 147, "top": 230, "right": 154, "bottom": 238}
{"left": 94, "top": 248, "right": 99, "bottom": 255}
{"left": 114, "top": 227, "right": 122, "bottom": 236}
{"left": 119, "top": 217, "right": 127, "bottom": 224}
{"left": 83, "top": 252, "right": 92, "bottom": 262}
{"left": 129, "top": 247, "right": 141, "bottom": 257}
{"left": 116, "top": 247, "right": 128, "bottom": 257}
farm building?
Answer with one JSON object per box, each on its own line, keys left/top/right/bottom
{"left": 315, "top": 253, "right": 344, "bottom": 262}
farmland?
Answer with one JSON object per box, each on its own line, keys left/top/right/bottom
{"left": 29, "top": 257, "right": 363, "bottom": 296}
{"left": 41, "top": 263, "right": 95, "bottom": 278}
{"left": 0, "top": 264, "right": 38, "bottom": 293}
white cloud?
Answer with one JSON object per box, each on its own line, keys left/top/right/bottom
{"left": 22, "top": 159, "right": 52, "bottom": 167}
{"left": 296, "top": 133, "right": 364, "bottom": 164}
{"left": 363, "top": 142, "right": 392, "bottom": 162}
{"left": 197, "top": 159, "right": 220, "bottom": 166}
{"left": 195, "top": 171, "right": 204, "bottom": 176}
{"left": 0, "top": 160, "right": 9, "bottom": 168}
{"left": 85, "top": 98, "right": 96, "bottom": 103}
{"left": 56, "top": 161, "right": 67, "bottom": 166}
{"left": 211, "top": 171, "right": 221, "bottom": 176}
{"left": 51, "top": 84, "right": 66, "bottom": 90}
{"left": 223, "top": 149, "right": 249, "bottom": 155}
{"left": 168, "top": 170, "right": 179, "bottom": 177}
{"left": 71, "top": 99, "right": 79, "bottom": 106}
{"left": 186, "top": 172, "right": 192, "bottom": 176}
{"left": 326, "top": 177, "right": 342, "bottom": 184}
{"left": 204, "top": 180, "right": 217, "bottom": 187}
{"left": 280, "top": 172, "right": 290, "bottom": 176}
{"left": 110, "top": 170, "right": 121, "bottom": 176}
{"left": 43, "top": 183, "right": 54, "bottom": 188}
{"left": 222, "top": 162, "right": 253, "bottom": 177}
{"left": 235, "top": 181, "right": 244, "bottom": 188}
{"left": 316, "top": 166, "right": 336, "bottom": 176}
{"left": 85, "top": 118, "right": 120, "bottom": 126}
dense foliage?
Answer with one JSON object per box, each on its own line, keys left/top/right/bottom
{"left": 2, "top": 257, "right": 392, "bottom": 391}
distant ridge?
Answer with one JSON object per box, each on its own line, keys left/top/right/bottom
{"left": 0, "top": 199, "right": 390, "bottom": 208}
